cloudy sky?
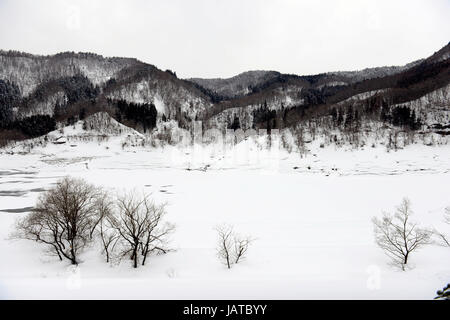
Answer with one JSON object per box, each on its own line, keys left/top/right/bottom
{"left": 0, "top": 0, "right": 449, "bottom": 78}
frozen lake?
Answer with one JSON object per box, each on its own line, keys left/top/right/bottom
{"left": 1, "top": 141, "right": 449, "bottom": 299}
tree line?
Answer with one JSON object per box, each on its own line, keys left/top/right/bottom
{"left": 13, "top": 177, "right": 174, "bottom": 268}
{"left": 12, "top": 177, "right": 254, "bottom": 269}
{"left": 109, "top": 99, "right": 158, "bottom": 133}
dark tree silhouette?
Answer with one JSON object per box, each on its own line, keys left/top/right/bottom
{"left": 111, "top": 99, "right": 158, "bottom": 132}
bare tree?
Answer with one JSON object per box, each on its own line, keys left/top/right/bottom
{"left": 372, "top": 198, "right": 432, "bottom": 270}
{"left": 216, "top": 224, "right": 234, "bottom": 269}
{"left": 94, "top": 195, "right": 120, "bottom": 263}
{"left": 293, "top": 126, "right": 308, "bottom": 158}
{"left": 108, "top": 192, "right": 174, "bottom": 268}
{"left": 14, "top": 177, "right": 103, "bottom": 265}
{"left": 215, "top": 224, "right": 253, "bottom": 269}
{"left": 233, "top": 234, "right": 253, "bottom": 264}
{"left": 89, "top": 190, "right": 111, "bottom": 239}
{"left": 98, "top": 217, "right": 120, "bottom": 263}
{"left": 434, "top": 207, "right": 450, "bottom": 247}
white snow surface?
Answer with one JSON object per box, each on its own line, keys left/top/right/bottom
{"left": 0, "top": 130, "right": 450, "bottom": 300}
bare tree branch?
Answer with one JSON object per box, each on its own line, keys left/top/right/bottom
{"left": 215, "top": 224, "right": 253, "bottom": 269}
{"left": 13, "top": 177, "right": 104, "bottom": 265}
{"left": 107, "top": 192, "right": 174, "bottom": 268}
{"left": 372, "top": 198, "right": 432, "bottom": 270}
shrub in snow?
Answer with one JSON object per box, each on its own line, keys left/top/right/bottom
{"left": 215, "top": 224, "right": 253, "bottom": 269}
{"left": 434, "top": 207, "right": 450, "bottom": 247}
{"left": 372, "top": 198, "right": 432, "bottom": 271}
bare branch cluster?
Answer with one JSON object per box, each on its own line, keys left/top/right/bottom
{"left": 14, "top": 177, "right": 174, "bottom": 268}
{"left": 215, "top": 224, "right": 253, "bottom": 269}
{"left": 434, "top": 206, "right": 450, "bottom": 248}
{"left": 107, "top": 192, "right": 175, "bottom": 268}
{"left": 372, "top": 198, "right": 432, "bottom": 270}
{"left": 14, "top": 177, "right": 104, "bottom": 264}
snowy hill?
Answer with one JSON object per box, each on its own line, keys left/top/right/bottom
{"left": 1, "top": 111, "right": 146, "bottom": 154}
{"left": 189, "top": 70, "right": 282, "bottom": 100}
{"left": 0, "top": 51, "right": 137, "bottom": 97}
{"left": 1, "top": 42, "right": 449, "bottom": 143}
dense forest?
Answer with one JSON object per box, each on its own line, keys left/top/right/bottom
{"left": 0, "top": 79, "right": 20, "bottom": 127}
{"left": 109, "top": 99, "right": 158, "bottom": 133}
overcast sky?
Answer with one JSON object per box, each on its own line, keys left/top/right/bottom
{"left": 0, "top": 0, "right": 449, "bottom": 79}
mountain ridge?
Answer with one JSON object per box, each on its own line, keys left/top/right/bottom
{"left": 0, "top": 41, "right": 449, "bottom": 146}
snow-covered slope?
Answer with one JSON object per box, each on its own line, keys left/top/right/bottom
{"left": 1, "top": 112, "right": 145, "bottom": 154}
{"left": 106, "top": 78, "right": 212, "bottom": 121}
{"left": 328, "top": 59, "right": 424, "bottom": 84}
{"left": 1, "top": 42, "right": 449, "bottom": 149}
{"left": 189, "top": 70, "right": 281, "bottom": 99}
{"left": 393, "top": 83, "right": 450, "bottom": 127}
{"left": 0, "top": 50, "right": 214, "bottom": 125}
{"left": 0, "top": 51, "right": 136, "bottom": 97}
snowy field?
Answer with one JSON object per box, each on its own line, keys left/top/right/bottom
{"left": 1, "top": 137, "right": 450, "bottom": 299}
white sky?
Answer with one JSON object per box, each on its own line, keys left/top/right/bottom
{"left": 0, "top": 0, "right": 449, "bottom": 79}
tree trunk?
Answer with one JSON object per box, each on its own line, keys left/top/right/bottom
{"left": 70, "top": 246, "right": 77, "bottom": 265}
{"left": 68, "top": 234, "right": 78, "bottom": 265}
{"left": 53, "top": 245, "right": 63, "bottom": 261}
{"left": 142, "top": 253, "right": 147, "bottom": 266}
{"left": 131, "top": 244, "right": 138, "bottom": 268}
{"left": 70, "top": 252, "right": 77, "bottom": 265}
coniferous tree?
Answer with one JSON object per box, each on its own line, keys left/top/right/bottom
{"left": 344, "top": 106, "right": 354, "bottom": 129}
{"left": 13, "top": 115, "right": 56, "bottom": 138}
{"left": 331, "top": 108, "right": 338, "bottom": 126}
{"left": 112, "top": 100, "right": 157, "bottom": 132}
{"left": 230, "top": 115, "right": 240, "bottom": 130}
{"left": 336, "top": 110, "right": 344, "bottom": 127}
{"left": 79, "top": 108, "right": 86, "bottom": 120}
{"left": 0, "top": 79, "right": 19, "bottom": 127}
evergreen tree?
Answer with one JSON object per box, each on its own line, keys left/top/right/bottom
{"left": 282, "top": 108, "right": 288, "bottom": 125}
{"left": 79, "top": 108, "right": 86, "bottom": 120}
{"left": 380, "top": 104, "right": 391, "bottom": 123}
{"left": 336, "top": 110, "right": 344, "bottom": 127}
{"left": 13, "top": 115, "right": 56, "bottom": 138}
{"left": 230, "top": 115, "right": 240, "bottom": 130}
{"left": 115, "top": 109, "right": 122, "bottom": 123}
{"left": 331, "top": 108, "right": 338, "bottom": 126}
{"left": 344, "top": 106, "right": 354, "bottom": 129}
{"left": 0, "top": 80, "right": 19, "bottom": 127}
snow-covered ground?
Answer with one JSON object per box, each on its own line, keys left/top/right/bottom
{"left": 1, "top": 135, "right": 450, "bottom": 299}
